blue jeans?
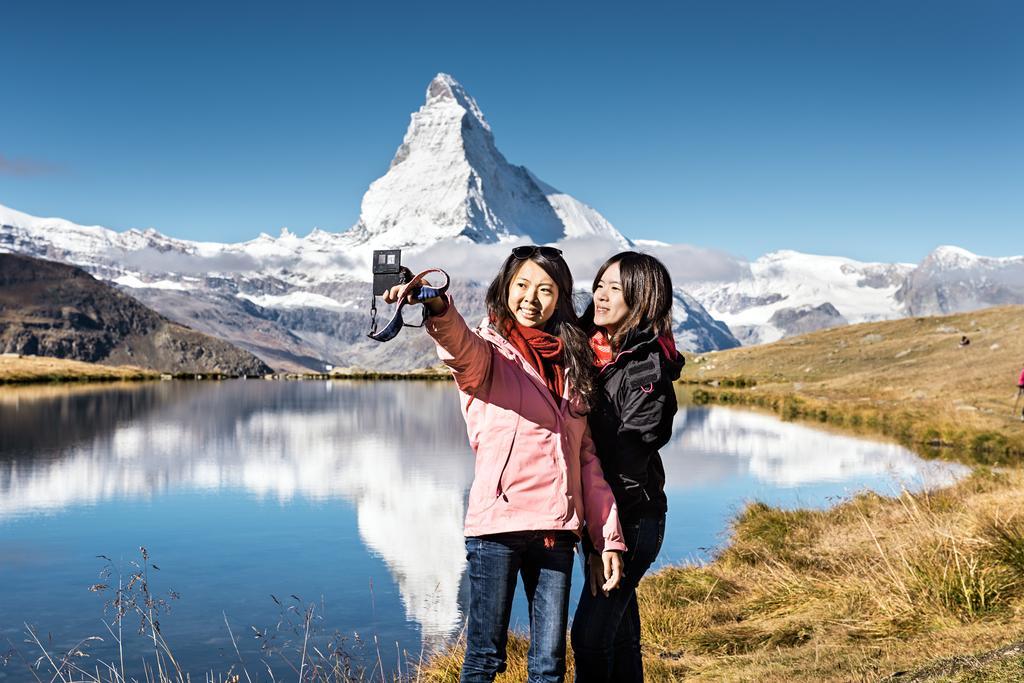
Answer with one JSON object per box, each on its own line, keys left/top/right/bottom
{"left": 460, "top": 531, "right": 576, "bottom": 683}
{"left": 571, "top": 516, "right": 665, "bottom": 683}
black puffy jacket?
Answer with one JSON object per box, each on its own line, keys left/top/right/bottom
{"left": 588, "top": 328, "right": 684, "bottom": 523}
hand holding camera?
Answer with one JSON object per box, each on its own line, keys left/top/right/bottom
{"left": 368, "top": 249, "right": 450, "bottom": 342}
{"left": 382, "top": 281, "right": 446, "bottom": 313}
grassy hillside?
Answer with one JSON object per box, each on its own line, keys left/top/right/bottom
{"left": 623, "top": 468, "right": 1024, "bottom": 681}
{"left": 0, "top": 354, "right": 159, "bottom": 383}
{"left": 418, "top": 472, "right": 1024, "bottom": 683}
{"left": 687, "top": 305, "right": 1024, "bottom": 463}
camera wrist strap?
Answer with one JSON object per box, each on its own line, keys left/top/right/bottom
{"left": 367, "top": 268, "right": 450, "bottom": 342}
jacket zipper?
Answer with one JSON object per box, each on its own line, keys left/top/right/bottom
{"left": 494, "top": 409, "right": 522, "bottom": 503}
{"left": 495, "top": 430, "right": 516, "bottom": 502}
{"left": 599, "top": 345, "right": 642, "bottom": 376}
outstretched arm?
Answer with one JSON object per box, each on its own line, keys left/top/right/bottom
{"left": 385, "top": 285, "right": 492, "bottom": 395}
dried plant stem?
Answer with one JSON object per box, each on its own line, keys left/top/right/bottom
{"left": 222, "top": 612, "right": 253, "bottom": 683}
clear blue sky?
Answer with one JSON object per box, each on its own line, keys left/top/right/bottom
{"left": 2, "top": 0, "right": 1021, "bottom": 262}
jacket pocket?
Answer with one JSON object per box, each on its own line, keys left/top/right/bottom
{"left": 494, "top": 428, "right": 516, "bottom": 501}
{"left": 500, "top": 430, "right": 565, "bottom": 516}
{"left": 468, "top": 412, "right": 521, "bottom": 512}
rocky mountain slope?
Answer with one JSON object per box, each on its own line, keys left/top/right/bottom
{"left": 0, "top": 253, "right": 272, "bottom": 376}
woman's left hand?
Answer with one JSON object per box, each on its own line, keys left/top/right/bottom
{"left": 590, "top": 550, "right": 623, "bottom": 596}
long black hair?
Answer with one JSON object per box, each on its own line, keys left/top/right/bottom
{"left": 485, "top": 250, "right": 596, "bottom": 408}
{"left": 583, "top": 251, "right": 674, "bottom": 352}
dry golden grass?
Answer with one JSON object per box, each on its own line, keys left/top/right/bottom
{"left": 0, "top": 354, "right": 159, "bottom": 384}
{"left": 686, "top": 305, "right": 1024, "bottom": 463}
{"left": 416, "top": 634, "right": 575, "bottom": 682}
{"left": 418, "top": 470, "right": 1024, "bottom": 681}
{"left": 327, "top": 365, "right": 453, "bottom": 381}
{"left": 630, "top": 468, "right": 1024, "bottom": 681}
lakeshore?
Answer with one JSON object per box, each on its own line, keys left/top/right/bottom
{"left": 686, "top": 305, "right": 1024, "bottom": 463}
{"left": 0, "top": 354, "right": 454, "bottom": 385}
{"left": 0, "top": 353, "right": 160, "bottom": 384}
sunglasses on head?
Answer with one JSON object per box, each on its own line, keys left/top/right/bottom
{"left": 511, "top": 245, "right": 563, "bottom": 260}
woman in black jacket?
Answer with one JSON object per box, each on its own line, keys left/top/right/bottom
{"left": 571, "top": 251, "right": 684, "bottom": 682}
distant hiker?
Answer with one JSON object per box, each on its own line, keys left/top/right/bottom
{"left": 1016, "top": 367, "right": 1024, "bottom": 421}
{"left": 959, "top": 335, "right": 971, "bottom": 347}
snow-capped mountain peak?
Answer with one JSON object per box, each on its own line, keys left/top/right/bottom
{"left": 925, "top": 245, "right": 982, "bottom": 269}
{"left": 425, "top": 72, "right": 490, "bottom": 132}
{"left": 897, "top": 245, "right": 1024, "bottom": 315}
{"left": 345, "top": 73, "right": 628, "bottom": 249}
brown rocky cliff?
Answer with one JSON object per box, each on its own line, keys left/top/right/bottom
{"left": 0, "top": 253, "right": 273, "bottom": 375}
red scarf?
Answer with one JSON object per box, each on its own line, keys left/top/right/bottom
{"left": 499, "top": 316, "right": 565, "bottom": 399}
{"left": 590, "top": 328, "right": 614, "bottom": 368}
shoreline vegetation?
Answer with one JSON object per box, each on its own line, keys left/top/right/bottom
{"left": 0, "top": 353, "right": 160, "bottom": 384}
{"left": 684, "top": 304, "right": 1024, "bottom": 464}
{"left": 0, "top": 354, "right": 454, "bottom": 385}
{"left": 7, "top": 305, "right": 1024, "bottom": 679}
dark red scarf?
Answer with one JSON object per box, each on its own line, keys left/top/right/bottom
{"left": 497, "top": 316, "right": 565, "bottom": 399}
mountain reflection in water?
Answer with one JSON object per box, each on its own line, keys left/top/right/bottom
{"left": 0, "top": 380, "right": 966, "bottom": 664}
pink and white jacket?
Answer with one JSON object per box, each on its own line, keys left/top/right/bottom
{"left": 425, "top": 297, "right": 626, "bottom": 553}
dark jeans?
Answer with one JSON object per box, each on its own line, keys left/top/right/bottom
{"left": 571, "top": 515, "right": 665, "bottom": 683}
{"left": 461, "top": 531, "right": 576, "bottom": 683}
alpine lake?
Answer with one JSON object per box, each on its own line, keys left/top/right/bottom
{"left": 0, "top": 379, "right": 969, "bottom": 679}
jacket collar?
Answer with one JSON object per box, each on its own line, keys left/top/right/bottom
{"left": 478, "top": 318, "right": 569, "bottom": 414}
{"left": 599, "top": 326, "right": 685, "bottom": 381}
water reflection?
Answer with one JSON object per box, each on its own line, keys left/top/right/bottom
{"left": 0, "top": 381, "right": 474, "bottom": 645}
{"left": 668, "top": 407, "right": 965, "bottom": 490}
{"left": 0, "top": 381, "right": 967, "bottom": 658}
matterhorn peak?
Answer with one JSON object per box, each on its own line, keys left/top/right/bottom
{"left": 345, "top": 74, "right": 629, "bottom": 250}
{"left": 425, "top": 73, "right": 490, "bottom": 132}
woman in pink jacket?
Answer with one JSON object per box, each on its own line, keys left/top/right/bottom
{"left": 384, "top": 246, "right": 625, "bottom": 683}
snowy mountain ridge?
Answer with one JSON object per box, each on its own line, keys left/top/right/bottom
{"left": 5, "top": 197, "right": 1023, "bottom": 367}
{"left": 896, "top": 245, "right": 1024, "bottom": 317}
{"left": 685, "top": 250, "right": 914, "bottom": 344}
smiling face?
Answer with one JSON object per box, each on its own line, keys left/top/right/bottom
{"left": 592, "top": 261, "right": 629, "bottom": 335}
{"left": 507, "top": 259, "right": 559, "bottom": 328}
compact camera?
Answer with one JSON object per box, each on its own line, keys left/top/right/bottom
{"left": 371, "top": 249, "right": 410, "bottom": 294}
